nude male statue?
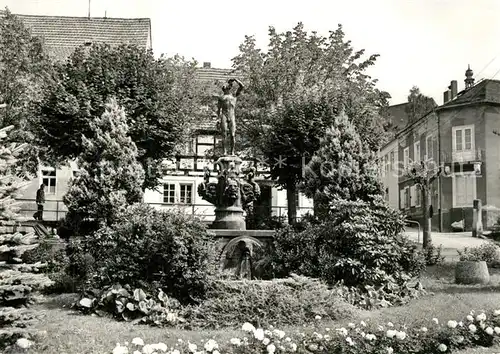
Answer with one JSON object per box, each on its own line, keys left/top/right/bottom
{"left": 217, "top": 78, "right": 244, "bottom": 156}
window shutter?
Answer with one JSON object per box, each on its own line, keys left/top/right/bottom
{"left": 400, "top": 189, "right": 404, "bottom": 209}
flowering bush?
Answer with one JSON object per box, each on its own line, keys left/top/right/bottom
{"left": 112, "top": 308, "right": 500, "bottom": 353}
{"left": 458, "top": 243, "right": 500, "bottom": 267}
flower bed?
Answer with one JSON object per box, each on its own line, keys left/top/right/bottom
{"left": 111, "top": 309, "right": 500, "bottom": 353}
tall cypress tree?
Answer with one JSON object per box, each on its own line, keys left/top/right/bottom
{"left": 300, "top": 111, "right": 383, "bottom": 219}
{"left": 63, "top": 98, "right": 145, "bottom": 235}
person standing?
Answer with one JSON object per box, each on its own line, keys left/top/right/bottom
{"left": 34, "top": 184, "right": 46, "bottom": 221}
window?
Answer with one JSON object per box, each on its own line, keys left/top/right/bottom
{"left": 452, "top": 125, "right": 474, "bottom": 152}
{"left": 180, "top": 184, "right": 193, "bottom": 204}
{"left": 41, "top": 169, "right": 56, "bottom": 195}
{"left": 385, "top": 155, "right": 390, "bottom": 174}
{"left": 453, "top": 173, "right": 476, "bottom": 207}
{"left": 405, "top": 187, "right": 410, "bottom": 209}
{"left": 426, "top": 135, "right": 433, "bottom": 160}
{"left": 390, "top": 151, "right": 395, "bottom": 171}
{"left": 163, "top": 183, "right": 176, "bottom": 204}
{"left": 414, "top": 141, "right": 421, "bottom": 163}
{"left": 403, "top": 147, "right": 410, "bottom": 168}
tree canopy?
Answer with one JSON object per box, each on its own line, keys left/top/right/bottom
{"left": 63, "top": 98, "right": 144, "bottom": 234}
{"left": 405, "top": 86, "right": 437, "bottom": 124}
{"left": 301, "top": 110, "right": 383, "bottom": 219}
{"left": 34, "top": 43, "right": 202, "bottom": 189}
{"left": 231, "top": 23, "right": 390, "bottom": 222}
{"left": 0, "top": 8, "right": 51, "bottom": 176}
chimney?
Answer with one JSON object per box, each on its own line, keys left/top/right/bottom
{"left": 203, "top": 62, "right": 211, "bottom": 69}
{"left": 443, "top": 90, "right": 450, "bottom": 104}
{"left": 449, "top": 80, "right": 458, "bottom": 99}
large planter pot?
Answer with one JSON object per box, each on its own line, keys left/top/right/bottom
{"left": 455, "top": 261, "right": 490, "bottom": 285}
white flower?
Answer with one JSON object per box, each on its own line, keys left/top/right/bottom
{"left": 432, "top": 318, "right": 439, "bottom": 325}
{"left": 315, "top": 315, "right": 322, "bottom": 320}
{"left": 360, "top": 321, "right": 367, "bottom": 327}
{"left": 263, "top": 338, "right": 271, "bottom": 345}
{"left": 188, "top": 342, "right": 198, "bottom": 353}
{"left": 469, "top": 324, "right": 477, "bottom": 333}
{"left": 133, "top": 351, "right": 141, "bottom": 354}
{"left": 458, "top": 321, "right": 464, "bottom": 327}
{"left": 242, "top": 322, "right": 256, "bottom": 332}
{"left": 290, "top": 343, "right": 297, "bottom": 352}
{"left": 204, "top": 339, "right": 218, "bottom": 352}
{"left": 486, "top": 327, "right": 494, "bottom": 335}
{"left": 132, "top": 338, "right": 145, "bottom": 346}
{"left": 456, "top": 336, "right": 464, "bottom": 343}
{"left": 336, "top": 327, "right": 348, "bottom": 336}
{"left": 421, "top": 327, "right": 428, "bottom": 332}
{"left": 466, "top": 315, "right": 474, "bottom": 322}
{"left": 476, "top": 313, "right": 487, "bottom": 321}
{"left": 396, "top": 331, "right": 406, "bottom": 340}
{"left": 213, "top": 351, "right": 220, "bottom": 354}
{"left": 273, "top": 329, "right": 286, "bottom": 339}
{"left": 348, "top": 322, "right": 356, "bottom": 328}
{"left": 142, "top": 344, "right": 155, "bottom": 354}
{"left": 387, "top": 322, "right": 394, "bottom": 327}
{"left": 313, "top": 332, "right": 323, "bottom": 340}
{"left": 230, "top": 338, "right": 242, "bottom": 346}
{"left": 172, "top": 350, "right": 180, "bottom": 354}
{"left": 285, "top": 337, "right": 292, "bottom": 342}
{"left": 267, "top": 343, "right": 276, "bottom": 354}
{"left": 447, "top": 320, "right": 458, "bottom": 328}
{"left": 324, "top": 334, "right": 331, "bottom": 341}
{"left": 16, "top": 338, "right": 33, "bottom": 350}
{"left": 152, "top": 343, "right": 168, "bottom": 352}
{"left": 386, "top": 347, "right": 394, "bottom": 354}
{"left": 438, "top": 343, "right": 448, "bottom": 352}
{"left": 112, "top": 344, "right": 128, "bottom": 354}
{"left": 386, "top": 329, "right": 397, "bottom": 338}
{"left": 494, "top": 309, "right": 500, "bottom": 316}
{"left": 378, "top": 325, "right": 385, "bottom": 331}
{"left": 365, "top": 333, "right": 377, "bottom": 341}
{"left": 346, "top": 337, "right": 354, "bottom": 346}
{"left": 495, "top": 327, "right": 500, "bottom": 334}
{"left": 254, "top": 328, "right": 265, "bottom": 341}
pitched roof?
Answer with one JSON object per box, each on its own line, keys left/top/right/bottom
{"left": 438, "top": 79, "right": 500, "bottom": 109}
{"left": 4, "top": 12, "right": 151, "bottom": 61}
{"left": 196, "top": 68, "right": 234, "bottom": 83}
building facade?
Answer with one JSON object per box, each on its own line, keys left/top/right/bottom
{"left": 380, "top": 67, "right": 500, "bottom": 232}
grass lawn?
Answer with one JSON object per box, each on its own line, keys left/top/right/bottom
{"left": 24, "top": 264, "right": 500, "bottom": 354}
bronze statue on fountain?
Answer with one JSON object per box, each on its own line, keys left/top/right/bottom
{"left": 197, "top": 78, "right": 260, "bottom": 230}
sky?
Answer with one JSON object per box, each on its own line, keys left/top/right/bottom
{"left": 2, "top": 0, "right": 500, "bottom": 105}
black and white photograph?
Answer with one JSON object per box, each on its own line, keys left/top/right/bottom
{"left": 1, "top": 1, "right": 500, "bottom": 353}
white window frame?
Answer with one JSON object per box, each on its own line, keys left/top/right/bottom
{"left": 451, "top": 124, "right": 476, "bottom": 153}
{"left": 403, "top": 147, "right": 410, "bottom": 168}
{"left": 40, "top": 168, "right": 57, "bottom": 195}
{"left": 163, "top": 183, "right": 176, "bottom": 204}
{"left": 452, "top": 172, "right": 477, "bottom": 208}
{"left": 179, "top": 183, "right": 194, "bottom": 205}
{"left": 414, "top": 141, "right": 421, "bottom": 164}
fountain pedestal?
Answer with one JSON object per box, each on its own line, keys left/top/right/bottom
{"left": 198, "top": 155, "right": 260, "bottom": 231}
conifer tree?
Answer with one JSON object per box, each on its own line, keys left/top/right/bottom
{"left": 0, "top": 125, "right": 53, "bottom": 350}
{"left": 63, "top": 98, "right": 145, "bottom": 234}
{"left": 300, "top": 111, "right": 383, "bottom": 219}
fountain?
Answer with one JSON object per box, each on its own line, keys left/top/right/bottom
{"left": 197, "top": 78, "right": 273, "bottom": 278}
